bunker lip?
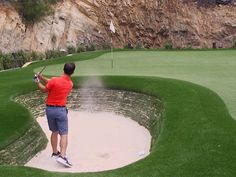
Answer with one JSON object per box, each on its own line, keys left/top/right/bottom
{"left": 14, "top": 88, "right": 162, "bottom": 170}
{"left": 25, "top": 111, "right": 151, "bottom": 173}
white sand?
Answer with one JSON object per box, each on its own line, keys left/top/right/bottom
{"left": 25, "top": 111, "right": 151, "bottom": 173}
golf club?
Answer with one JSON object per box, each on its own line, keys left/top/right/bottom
{"left": 38, "top": 66, "right": 46, "bottom": 74}
{"left": 33, "top": 66, "right": 46, "bottom": 82}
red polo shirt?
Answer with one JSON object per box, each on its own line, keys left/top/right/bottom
{"left": 46, "top": 74, "right": 73, "bottom": 106}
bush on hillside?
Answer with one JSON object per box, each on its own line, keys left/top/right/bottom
{"left": 45, "top": 49, "right": 65, "bottom": 59}
{"left": 19, "top": 0, "right": 49, "bottom": 23}
{"left": 30, "top": 51, "right": 45, "bottom": 61}
{"left": 47, "top": 0, "right": 63, "bottom": 4}
{"left": 197, "top": 0, "right": 231, "bottom": 6}
{"left": 13, "top": 0, "right": 62, "bottom": 24}
{"left": 2, "top": 54, "right": 13, "bottom": 70}
{"left": 233, "top": 37, "right": 236, "bottom": 48}
{"left": 0, "top": 50, "right": 33, "bottom": 69}
{"left": 135, "top": 41, "right": 143, "bottom": 49}
{"left": 100, "top": 41, "right": 111, "bottom": 50}
{"left": 0, "top": 52, "right": 4, "bottom": 70}
{"left": 86, "top": 43, "right": 96, "bottom": 51}
{"left": 77, "top": 44, "right": 86, "bottom": 53}
{"left": 67, "top": 45, "right": 76, "bottom": 54}
{"left": 164, "top": 41, "right": 173, "bottom": 49}
{"left": 123, "top": 43, "right": 133, "bottom": 49}
{"left": 183, "top": 44, "right": 193, "bottom": 50}
{"left": 15, "top": 50, "right": 30, "bottom": 63}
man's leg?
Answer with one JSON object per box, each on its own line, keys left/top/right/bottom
{"left": 56, "top": 107, "right": 72, "bottom": 167}
{"left": 51, "top": 131, "right": 59, "bottom": 154}
{"left": 46, "top": 107, "right": 59, "bottom": 155}
{"left": 57, "top": 133, "right": 72, "bottom": 167}
{"left": 60, "top": 134, "right": 68, "bottom": 157}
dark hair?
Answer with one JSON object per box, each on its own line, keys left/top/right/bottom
{"left": 64, "top": 63, "right": 76, "bottom": 75}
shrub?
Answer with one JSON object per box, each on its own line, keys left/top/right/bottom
{"left": 2, "top": 54, "right": 13, "bottom": 70}
{"left": 15, "top": 50, "right": 29, "bottom": 62}
{"left": 19, "top": 0, "right": 49, "bottom": 23}
{"left": 45, "top": 49, "right": 64, "bottom": 59}
{"left": 45, "top": 50, "right": 52, "bottom": 59}
{"left": 77, "top": 44, "right": 86, "bottom": 53}
{"left": 101, "top": 42, "right": 111, "bottom": 50}
{"left": 30, "top": 51, "right": 45, "bottom": 61}
{"left": 233, "top": 37, "right": 236, "bottom": 48}
{"left": 185, "top": 44, "right": 193, "bottom": 50}
{"left": 164, "top": 41, "right": 173, "bottom": 50}
{"left": 197, "top": 0, "right": 217, "bottom": 6}
{"left": 0, "top": 52, "right": 4, "bottom": 71}
{"left": 67, "top": 45, "right": 76, "bottom": 54}
{"left": 47, "top": 0, "right": 62, "bottom": 4}
{"left": 0, "top": 50, "right": 47, "bottom": 71}
{"left": 123, "top": 44, "right": 129, "bottom": 49}
{"left": 14, "top": 0, "right": 62, "bottom": 24}
{"left": 123, "top": 43, "right": 133, "bottom": 49}
{"left": 135, "top": 41, "right": 143, "bottom": 49}
{"left": 203, "top": 43, "right": 209, "bottom": 49}
{"left": 86, "top": 43, "right": 96, "bottom": 51}
{"left": 46, "top": 50, "right": 54, "bottom": 59}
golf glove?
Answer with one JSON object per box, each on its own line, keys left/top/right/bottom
{"left": 33, "top": 74, "right": 40, "bottom": 83}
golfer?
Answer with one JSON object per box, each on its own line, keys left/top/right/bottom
{"left": 36, "top": 63, "right": 76, "bottom": 167}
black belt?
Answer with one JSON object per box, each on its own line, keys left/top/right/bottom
{"left": 46, "top": 104, "right": 65, "bottom": 107}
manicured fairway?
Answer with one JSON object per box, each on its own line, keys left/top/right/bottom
{"left": 1, "top": 50, "right": 236, "bottom": 177}
{"left": 41, "top": 50, "right": 236, "bottom": 119}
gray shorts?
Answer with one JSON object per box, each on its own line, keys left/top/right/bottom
{"left": 46, "top": 106, "right": 68, "bottom": 135}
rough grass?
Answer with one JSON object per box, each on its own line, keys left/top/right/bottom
{"left": 0, "top": 50, "right": 236, "bottom": 176}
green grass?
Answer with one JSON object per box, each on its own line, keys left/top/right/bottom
{"left": 1, "top": 50, "right": 236, "bottom": 176}
{"left": 41, "top": 50, "right": 236, "bottom": 119}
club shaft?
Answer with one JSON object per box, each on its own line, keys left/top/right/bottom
{"left": 39, "top": 66, "right": 46, "bottom": 74}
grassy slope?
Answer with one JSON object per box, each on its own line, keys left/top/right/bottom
{"left": 0, "top": 68, "right": 37, "bottom": 149}
{"left": 0, "top": 50, "right": 236, "bottom": 176}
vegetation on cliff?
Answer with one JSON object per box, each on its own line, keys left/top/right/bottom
{"left": 3, "top": 0, "right": 233, "bottom": 24}
{"left": 7, "top": 0, "right": 62, "bottom": 23}
{"left": 0, "top": 0, "right": 235, "bottom": 52}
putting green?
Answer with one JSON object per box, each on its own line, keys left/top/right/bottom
{"left": 39, "top": 50, "right": 236, "bottom": 119}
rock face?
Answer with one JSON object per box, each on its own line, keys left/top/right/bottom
{"left": 0, "top": 0, "right": 236, "bottom": 53}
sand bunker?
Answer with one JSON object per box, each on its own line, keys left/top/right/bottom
{"left": 25, "top": 111, "right": 151, "bottom": 172}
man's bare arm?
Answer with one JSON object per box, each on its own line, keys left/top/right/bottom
{"left": 38, "top": 82, "right": 48, "bottom": 93}
{"left": 39, "top": 74, "right": 50, "bottom": 83}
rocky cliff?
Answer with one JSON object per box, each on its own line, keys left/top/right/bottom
{"left": 0, "top": 0, "right": 236, "bottom": 53}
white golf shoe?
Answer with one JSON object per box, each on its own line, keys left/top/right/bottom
{"left": 56, "top": 155, "right": 72, "bottom": 168}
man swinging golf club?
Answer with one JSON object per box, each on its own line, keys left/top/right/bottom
{"left": 34, "top": 63, "right": 76, "bottom": 167}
